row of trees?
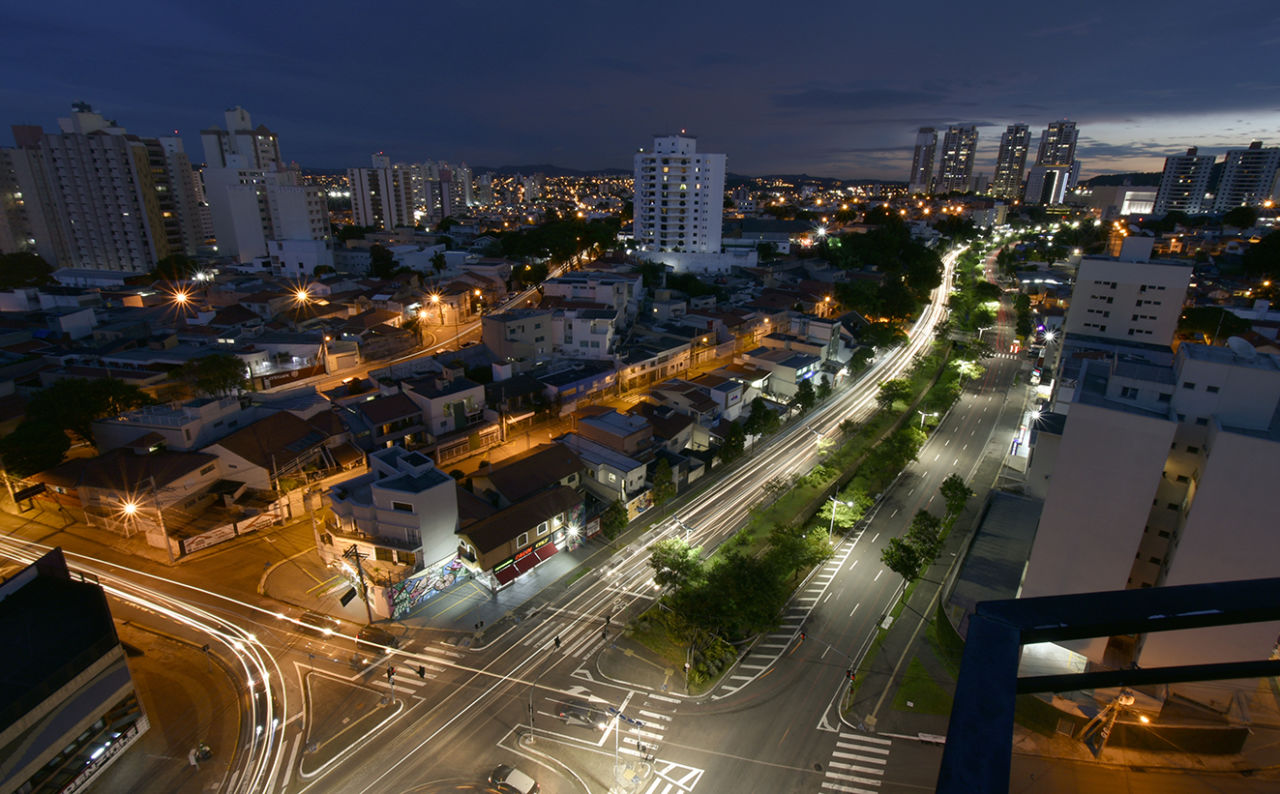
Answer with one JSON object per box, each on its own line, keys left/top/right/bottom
{"left": 880, "top": 474, "right": 972, "bottom": 585}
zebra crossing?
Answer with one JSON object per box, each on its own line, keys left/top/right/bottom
{"left": 637, "top": 759, "right": 703, "bottom": 793}
{"left": 713, "top": 540, "right": 856, "bottom": 699}
{"left": 519, "top": 613, "right": 612, "bottom": 659}
{"left": 820, "top": 731, "right": 892, "bottom": 793}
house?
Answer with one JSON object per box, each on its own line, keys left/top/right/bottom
{"left": 402, "top": 373, "right": 487, "bottom": 440}
{"left": 455, "top": 485, "right": 584, "bottom": 590}
{"left": 649, "top": 379, "right": 720, "bottom": 425}
{"left": 203, "top": 411, "right": 351, "bottom": 491}
{"left": 322, "top": 447, "right": 459, "bottom": 584}
{"left": 556, "top": 432, "right": 648, "bottom": 508}
{"left": 470, "top": 443, "right": 583, "bottom": 508}
{"left": 93, "top": 396, "right": 257, "bottom": 453}
{"left": 343, "top": 392, "right": 425, "bottom": 451}
{"left": 482, "top": 308, "right": 554, "bottom": 362}
{"left": 741, "top": 347, "right": 822, "bottom": 399}
{"left": 689, "top": 372, "right": 746, "bottom": 421}
{"left": 627, "top": 402, "right": 694, "bottom": 454}
{"left": 576, "top": 410, "right": 656, "bottom": 460}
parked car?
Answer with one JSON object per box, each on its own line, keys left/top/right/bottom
{"left": 489, "top": 763, "right": 540, "bottom": 794}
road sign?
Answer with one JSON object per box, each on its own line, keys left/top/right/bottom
{"left": 13, "top": 483, "right": 45, "bottom": 501}
{"left": 339, "top": 587, "right": 357, "bottom": 607}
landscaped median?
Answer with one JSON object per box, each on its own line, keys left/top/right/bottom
{"left": 627, "top": 337, "right": 988, "bottom": 694}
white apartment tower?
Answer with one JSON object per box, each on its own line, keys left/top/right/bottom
{"left": 908, "top": 127, "right": 937, "bottom": 195}
{"left": 348, "top": 155, "right": 416, "bottom": 230}
{"left": 0, "top": 105, "right": 204, "bottom": 271}
{"left": 199, "top": 108, "right": 328, "bottom": 263}
{"left": 937, "top": 125, "right": 979, "bottom": 194}
{"left": 1154, "top": 147, "right": 1215, "bottom": 215}
{"left": 633, "top": 134, "right": 726, "bottom": 253}
{"left": 1212, "top": 141, "right": 1280, "bottom": 213}
{"left": 991, "top": 123, "right": 1030, "bottom": 200}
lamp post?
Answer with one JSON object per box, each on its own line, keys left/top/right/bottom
{"left": 828, "top": 495, "right": 850, "bottom": 536}
{"left": 123, "top": 475, "right": 175, "bottom": 564}
{"left": 919, "top": 410, "right": 938, "bottom": 429}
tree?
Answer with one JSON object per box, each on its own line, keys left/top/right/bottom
{"left": 816, "top": 374, "right": 833, "bottom": 400}
{"left": 601, "top": 500, "right": 627, "bottom": 540}
{"left": 767, "top": 524, "right": 833, "bottom": 577}
{"left": 1222, "top": 206, "right": 1259, "bottom": 230}
{"left": 153, "top": 253, "right": 197, "bottom": 281}
{"left": 436, "top": 216, "right": 457, "bottom": 232}
{"left": 649, "top": 537, "right": 703, "bottom": 589}
{"left": 1177, "top": 307, "right": 1251, "bottom": 343}
{"left": 651, "top": 457, "right": 676, "bottom": 507}
{"left": 940, "top": 474, "right": 973, "bottom": 519}
{"left": 27, "top": 378, "right": 154, "bottom": 446}
{"left": 794, "top": 378, "right": 816, "bottom": 412}
{"left": 906, "top": 510, "right": 944, "bottom": 562}
{"left": 0, "top": 420, "right": 70, "bottom": 476}
{"left": 368, "top": 244, "right": 398, "bottom": 278}
{"left": 882, "top": 537, "right": 924, "bottom": 583}
{"left": 744, "top": 396, "right": 780, "bottom": 436}
{"left": 0, "top": 252, "right": 54, "bottom": 289}
{"left": 180, "top": 353, "right": 248, "bottom": 397}
{"left": 972, "top": 281, "right": 1003, "bottom": 301}
{"left": 756, "top": 242, "right": 778, "bottom": 260}
{"left": 1242, "top": 231, "right": 1280, "bottom": 279}
{"left": 876, "top": 378, "right": 912, "bottom": 409}
{"left": 719, "top": 421, "right": 745, "bottom": 464}
{"left": 431, "top": 251, "right": 447, "bottom": 274}
{"left": 817, "top": 489, "right": 872, "bottom": 532}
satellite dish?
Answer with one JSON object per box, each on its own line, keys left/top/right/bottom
{"left": 1226, "top": 336, "right": 1257, "bottom": 358}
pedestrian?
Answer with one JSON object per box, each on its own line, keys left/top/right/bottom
{"left": 602, "top": 628, "right": 608, "bottom": 641}
{"left": 554, "top": 636, "right": 561, "bottom": 649}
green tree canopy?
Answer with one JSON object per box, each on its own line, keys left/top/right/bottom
{"left": 26, "top": 378, "right": 154, "bottom": 446}
{"left": 743, "top": 396, "right": 780, "bottom": 436}
{"left": 940, "top": 474, "right": 973, "bottom": 518}
{"left": 881, "top": 537, "right": 924, "bottom": 583}
{"left": 1177, "top": 307, "right": 1251, "bottom": 343}
{"left": 649, "top": 537, "right": 704, "bottom": 589}
{"left": 368, "top": 244, "right": 398, "bottom": 279}
{"left": 876, "top": 378, "right": 912, "bottom": 409}
{"left": 906, "top": 510, "right": 944, "bottom": 562}
{"left": 794, "top": 378, "right": 816, "bottom": 412}
{"left": 180, "top": 353, "right": 248, "bottom": 397}
{"left": 651, "top": 457, "right": 676, "bottom": 507}
{"left": 0, "top": 420, "right": 70, "bottom": 476}
{"left": 0, "top": 252, "right": 55, "bottom": 289}
{"left": 719, "top": 421, "right": 745, "bottom": 464}
{"left": 1242, "top": 231, "right": 1280, "bottom": 280}
{"left": 153, "top": 253, "right": 198, "bottom": 281}
{"left": 1222, "top": 206, "right": 1260, "bottom": 229}
{"left": 601, "top": 499, "right": 627, "bottom": 540}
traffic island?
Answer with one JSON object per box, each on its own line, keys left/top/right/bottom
{"left": 297, "top": 670, "right": 403, "bottom": 779}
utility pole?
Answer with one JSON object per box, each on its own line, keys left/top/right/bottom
{"left": 149, "top": 476, "right": 176, "bottom": 565}
{"left": 344, "top": 545, "right": 376, "bottom": 626}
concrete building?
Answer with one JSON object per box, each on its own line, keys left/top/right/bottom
{"left": 1, "top": 105, "right": 204, "bottom": 271}
{"left": 1154, "top": 147, "right": 1215, "bottom": 216}
{"left": 348, "top": 155, "right": 416, "bottom": 230}
{"left": 937, "top": 125, "right": 979, "bottom": 194}
{"left": 541, "top": 271, "right": 643, "bottom": 322}
{"left": 0, "top": 548, "right": 148, "bottom": 794}
{"left": 633, "top": 134, "right": 726, "bottom": 254}
{"left": 200, "top": 108, "right": 328, "bottom": 263}
{"left": 1061, "top": 255, "right": 1192, "bottom": 345}
{"left": 908, "top": 127, "right": 937, "bottom": 195}
{"left": 1035, "top": 120, "right": 1079, "bottom": 167}
{"left": 991, "top": 123, "right": 1030, "bottom": 200}
{"left": 1212, "top": 141, "right": 1280, "bottom": 213}
{"left": 1023, "top": 163, "right": 1080, "bottom": 206}
{"left": 482, "top": 307, "right": 554, "bottom": 362}
{"left": 1023, "top": 343, "right": 1280, "bottom": 668}
{"left": 323, "top": 446, "right": 459, "bottom": 575}
{"left": 556, "top": 431, "right": 648, "bottom": 505}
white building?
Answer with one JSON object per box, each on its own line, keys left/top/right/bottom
{"left": 541, "top": 271, "right": 643, "bottom": 321}
{"left": 633, "top": 134, "right": 725, "bottom": 254}
{"left": 1022, "top": 343, "right": 1280, "bottom": 668}
{"left": 1023, "top": 163, "right": 1080, "bottom": 206}
{"left": 1212, "top": 141, "right": 1280, "bottom": 213}
{"left": 1154, "top": 147, "right": 1215, "bottom": 216}
{"left": 1062, "top": 254, "right": 1193, "bottom": 345}
{"left": 200, "top": 108, "right": 329, "bottom": 263}
{"left": 348, "top": 155, "right": 416, "bottom": 230}
{"left": 991, "top": 123, "right": 1030, "bottom": 200}
{"left": 937, "top": 125, "right": 978, "bottom": 194}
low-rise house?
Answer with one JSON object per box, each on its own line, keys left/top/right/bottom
{"left": 94, "top": 396, "right": 256, "bottom": 452}
{"left": 556, "top": 432, "right": 647, "bottom": 508}
{"left": 402, "top": 373, "right": 486, "bottom": 440}
{"left": 649, "top": 379, "right": 720, "bottom": 425}
{"left": 577, "top": 409, "right": 656, "bottom": 460}
{"left": 342, "top": 391, "right": 425, "bottom": 451}
{"left": 456, "top": 485, "right": 584, "bottom": 590}
{"left": 627, "top": 402, "right": 694, "bottom": 454}
{"left": 203, "top": 410, "right": 355, "bottom": 491}
{"left": 741, "top": 347, "right": 822, "bottom": 399}
{"left": 470, "top": 443, "right": 583, "bottom": 509}
{"left": 322, "top": 447, "right": 458, "bottom": 595}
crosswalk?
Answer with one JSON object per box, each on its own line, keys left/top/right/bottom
{"left": 820, "top": 731, "right": 892, "bottom": 793}
{"left": 638, "top": 759, "right": 703, "bottom": 793}
{"left": 713, "top": 540, "right": 856, "bottom": 699}
{"left": 518, "top": 613, "right": 613, "bottom": 659}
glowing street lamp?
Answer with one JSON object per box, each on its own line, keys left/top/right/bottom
{"left": 919, "top": 410, "right": 939, "bottom": 428}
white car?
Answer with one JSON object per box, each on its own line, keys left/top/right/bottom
{"left": 489, "top": 764, "right": 540, "bottom": 794}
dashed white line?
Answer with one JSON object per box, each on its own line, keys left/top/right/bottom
{"left": 848, "top": 559, "right": 859, "bottom": 571}
{"left": 849, "top": 603, "right": 860, "bottom": 617}
{"left": 873, "top": 570, "right": 883, "bottom": 582}
{"left": 870, "top": 533, "right": 879, "bottom": 543}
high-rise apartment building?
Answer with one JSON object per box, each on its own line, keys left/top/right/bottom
{"left": 0, "top": 104, "right": 203, "bottom": 271}
{"left": 1154, "top": 147, "right": 1215, "bottom": 215}
{"left": 454, "top": 163, "right": 474, "bottom": 208}
{"left": 908, "top": 127, "right": 937, "bottom": 195}
{"left": 937, "top": 125, "right": 979, "bottom": 194}
{"left": 1212, "top": 141, "right": 1280, "bottom": 213}
{"left": 348, "top": 155, "right": 415, "bottom": 230}
{"left": 1035, "top": 120, "right": 1078, "bottom": 167}
{"left": 200, "top": 107, "right": 328, "bottom": 262}
{"left": 633, "top": 134, "right": 726, "bottom": 253}
{"left": 991, "top": 123, "right": 1030, "bottom": 200}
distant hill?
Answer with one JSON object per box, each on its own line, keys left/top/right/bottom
{"left": 1083, "top": 162, "right": 1225, "bottom": 193}
{"left": 472, "top": 164, "right": 631, "bottom": 177}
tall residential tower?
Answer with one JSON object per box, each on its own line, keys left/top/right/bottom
{"left": 991, "top": 123, "right": 1030, "bottom": 200}
{"left": 1154, "top": 147, "right": 1215, "bottom": 215}
{"left": 633, "top": 134, "right": 725, "bottom": 254}
{"left": 1212, "top": 141, "right": 1280, "bottom": 213}
{"left": 908, "top": 127, "right": 937, "bottom": 195}
{"left": 937, "top": 125, "right": 979, "bottom": 194}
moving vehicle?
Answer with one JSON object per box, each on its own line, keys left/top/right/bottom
{"left": 489, "top": 764, "right": 540, "bottom": 793}
{"left": 298, "top": 610, "right": 340, "bottom": 637}
{"left": 557, "top": 700, "right": 608, "bottom": 730}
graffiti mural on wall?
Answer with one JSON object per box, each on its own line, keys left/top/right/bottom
{"left": 386, "top": 557, "right": 468, "bottom": 620}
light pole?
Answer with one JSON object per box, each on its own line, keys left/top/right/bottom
{"left": 828, "top": 495, "right": 850, "bottom": 536}
{"left": 918, "top": 410, "right": 938, "bottom": 429}
{"left": 123, "top": 475, "right": 175, "bottom": 564}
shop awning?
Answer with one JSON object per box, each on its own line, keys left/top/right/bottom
{"left": 533, "top": 541, "right": 558, "bottom": 563}
{"left": 493, "top": 564, "right": 518, "bottom": 586}
{"left": 513, "top": 554, "right": 538, "bottom": 575}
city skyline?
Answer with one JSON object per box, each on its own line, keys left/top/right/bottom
{"left": 3, "top": 1, "right": 1278, "bottom": 181}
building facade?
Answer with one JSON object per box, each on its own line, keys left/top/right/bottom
{"left": 937, "top": 125, "right": 979, "bottom": 194}
{"left": 633, "top": 134, "right": 726, "bottom": 253}
{"left": 908, "top": 127, "right": 937, "bottom": 195}
{"left": 348, "top": 156, "right": 416, "bottom": 231}
{"left": 1154, "top": 147, "right": 1215, "bottom": 216}
{"left": 991, "top": 123, "right": 1030, "bottom": 200}
{"left": 1212, "top": 141, "right": 1280, "bottom": 213}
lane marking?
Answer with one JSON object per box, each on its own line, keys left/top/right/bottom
{"left": 873, "top": 570, "right": 883, "bottom": 582}
{"left": 849, "top": 603, "right": 860, "bottom": 618}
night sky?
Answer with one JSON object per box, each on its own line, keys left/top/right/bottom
{"left": 3, "top": 0, "right": 1279, "bottom": 180}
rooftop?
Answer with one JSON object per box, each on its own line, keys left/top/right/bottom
{"left": 460, "top": 485, "right": 582, "bottom": 554}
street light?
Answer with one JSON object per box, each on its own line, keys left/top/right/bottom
{"left": 919, "top": 410, "right": 938, "bottom": 429}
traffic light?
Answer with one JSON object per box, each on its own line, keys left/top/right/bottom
{"left": 386, "top": 667, "right": 395, "bottom": 681}
{"left": 846, "top": 669, "right": 855, "bottom": 681}
{"left": 800, "top": 630, "right": 806, "bottom": 640}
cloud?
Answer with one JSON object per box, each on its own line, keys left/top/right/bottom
{"left": 772, "top": 87, "right": 946, "bottom": 111}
